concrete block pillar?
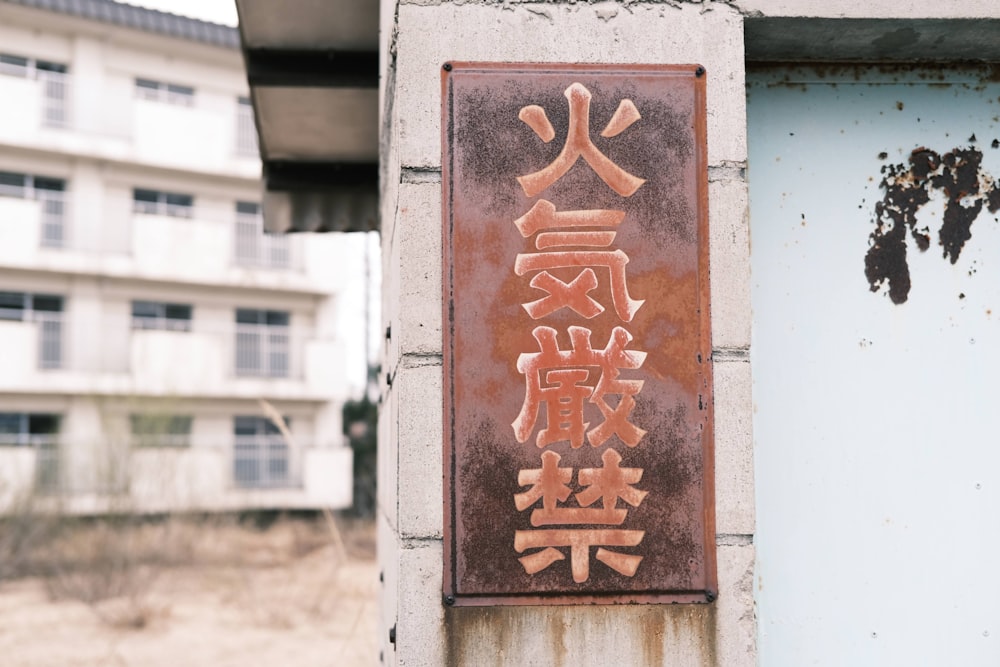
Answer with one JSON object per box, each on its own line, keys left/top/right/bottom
{"left": 379, "top": 2, "right": 755, "bottom": 664}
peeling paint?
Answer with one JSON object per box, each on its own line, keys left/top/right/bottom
{"left": 865, "top": 145, "right": 1000, "bottom": 304}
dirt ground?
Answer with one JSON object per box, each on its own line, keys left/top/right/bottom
{"left": 0, "top": 516, "right": 378, "bottom": 667}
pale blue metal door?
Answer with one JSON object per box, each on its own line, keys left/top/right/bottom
{"left": 749, "top": 66, "right": 1000, "bottom": 666}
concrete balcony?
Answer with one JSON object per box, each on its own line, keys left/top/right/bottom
{"left": 129, "top": 207, "right": 303, "bottom": 283}
{"left": 0, "top": 190, "right": 71, "bottom": 263}
{"left": 0, "top": 436, "right": 352, "bottom": 514}
{"left": 0, "top": 70, "right": 260, "bottom": 179}
{"left": 0, "top": 315, "right": 343, "bottom": 401}
{"left": 0, "top": 193, "right": 330, "bottom": 293}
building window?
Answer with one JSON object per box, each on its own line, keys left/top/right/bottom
{"left": 234, "top": 201, "right": 292, "bottom": 269}
{"left": 134, "top": 78, "right": 195, "bottom": 106}
{"left": 0, "top": 412, "right": 59, "bottom": 446}
{"left": 0, "top": 292, "right": 64, "bottom": 369}
{"left": 0, "top": 412, "right": 60, "bottom": 491}
{"left": 233, "top": 415, "right": 290, "bottom": 488}
{"left": 235, "top": 96, "right": 258, "bottom": 156}
{"left": 0, "top": 53, "right": 29, "bottom": 77}
{"left": 131, "top": 300, "right": 193, "bottom": 331}
{"left": 130, "top": 414, "right": 192, "bottom": 448}
{"left": 0, "top": 172, "right": 68, "bottom": 247}
{"left": 0, "top": 171, "right": 66, "bottom": 199}
{"left": 0, "top": 53, "right": 67, "bottom": 79}
{"left": 234, "top": 309, "right": 290, "bottom": 378}
{"left": 0, "top": 292, "right": 63, "bottom": 319}
{"left": 0, "top": 54, "right": 70, "bottom": 127}
{"left": 133, "top": 188, "right": 194, "bottom": 218}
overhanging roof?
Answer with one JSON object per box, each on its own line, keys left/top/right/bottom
{"left": 235, "top": 0, "right": 379, "bottom": 234}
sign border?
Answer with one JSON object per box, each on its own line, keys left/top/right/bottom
{"left": 441, "top": 61, "right": 715, "bottom": 606}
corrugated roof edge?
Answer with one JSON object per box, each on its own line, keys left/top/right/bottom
{"left": 3, "top": 0, "right": 240, "bottom": 49}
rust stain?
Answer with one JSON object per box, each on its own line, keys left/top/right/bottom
{"left": 444, "top": 605, "right": 718, "bottom": 666}
{"left": 865, "top": 144, "right": 1000, "bottom": 304}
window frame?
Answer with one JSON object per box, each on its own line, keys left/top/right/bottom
{"left": 133, "top": 77, "right": 195, "bottom": 107}
{"left": 0, "top": 412, "right": 60, "bottom": 447}
{"left": 132, "top": 188, "right": 194, "bottom": 218}
{"left": 131, "top": 300, "right": 193, "bottom": 332}
{"left": 0, "top": 171, "right": 66, "bottom": 200}
{"left": 0, "top": 292, "right": 63, "bottom": 321}
{"left": 0, "top": 52, "right": 68, "bottom": 79}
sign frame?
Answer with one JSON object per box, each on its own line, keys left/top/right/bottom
{"left": 442, "top": 62, "right": 715, "bottom": 606}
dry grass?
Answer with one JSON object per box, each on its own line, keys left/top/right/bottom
{"left": 0, "top": 512, "right": 374, "bottom": 632}
{"left": 0, "top": 514, "right": 378, "bottom": 667}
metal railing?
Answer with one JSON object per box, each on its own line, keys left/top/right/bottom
{"left": 234, "top": 212, "right": 292, "bottom": 269}
{"left": 232, "top": 435, "right": 296, "bottom": 489}
{"left": 38, "top": 70, "right": 70, "bottom": 129}
{"left": 234, "top": 323, "right": 291, "bottom": 378}
{"left": 35, "top": 311, "right": 64, "bottom": 370}
{"left": 235, "top": 103, "right": 258, "bottom": 156}
{"left": 33, "top": 436, "right": 60, "bottom": 493}
{"left": 38, "top": 189, "right": 67, "bottom": 248}
{"left": 0, "top": 434, "right": 61, "bottom": 493}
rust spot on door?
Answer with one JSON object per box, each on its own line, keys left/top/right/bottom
{"left": 865, "top": 144, "right": 1000, "bottom": 304}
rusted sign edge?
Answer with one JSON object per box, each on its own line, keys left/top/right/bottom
{"left": 441, "top": 61, "right": 458, "bottom": 604}
{"left": 441, "top": 61, "right": 716, "bottom": 606}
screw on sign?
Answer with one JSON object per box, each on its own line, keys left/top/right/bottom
{"left": 511, "top": 82, "right": 648, "bottom": 584}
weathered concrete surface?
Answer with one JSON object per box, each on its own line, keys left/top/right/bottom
{"left": 394, "top": 2, "right": 747, "bottom": 170}
{"left": 708, "top": 175, "right": 750, "bottom": 351}
{"left": 380, "top": 1, "right": 753, "bottom": 665}
{"left": 713, "top": 357, "right": 754, "bottom": 537}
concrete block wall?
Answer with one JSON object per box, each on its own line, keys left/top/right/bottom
{"left": 378, "top": 1, "right": 753, "bottom": 665}
{"left": 376, "top": 2, "right": 1000, "bottom": 666}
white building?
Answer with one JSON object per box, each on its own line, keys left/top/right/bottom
{"left": 0, "top": 0, "right": 359, "bottom": 514}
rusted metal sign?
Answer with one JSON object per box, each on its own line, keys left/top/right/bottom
{"left": 442, "top": 63, "right": 715, "bottom": 606}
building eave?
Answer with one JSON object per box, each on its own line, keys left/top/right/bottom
{"left": 235, "top": 0, "right": 380, "bottom": 234}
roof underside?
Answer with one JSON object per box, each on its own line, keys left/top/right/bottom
{"left": 236, "top": 0, "right": 380, "bottom": 234}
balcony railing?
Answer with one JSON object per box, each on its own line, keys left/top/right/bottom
{"left": 234, "top": 323, "right": 291, "bottom": 378}
{"left": 234, "top": 212, "right": 293, "bottom": 269}
{"left": 0, "top": 434, "right": 61, "bottom": 493}
{"left": 38, "top": 70, "right": 70, "bottom": 129}
{"left": 232, "top": 435, "right": 297, "bottom": 489}
{"left": 38, "top": 189, "right": 68, "bottom": 248}
{"left": 235, "top": 103, "right": 258, "bottom": 157}
{"left": 35, "top": 312, "right": 64, "bottom": 370}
